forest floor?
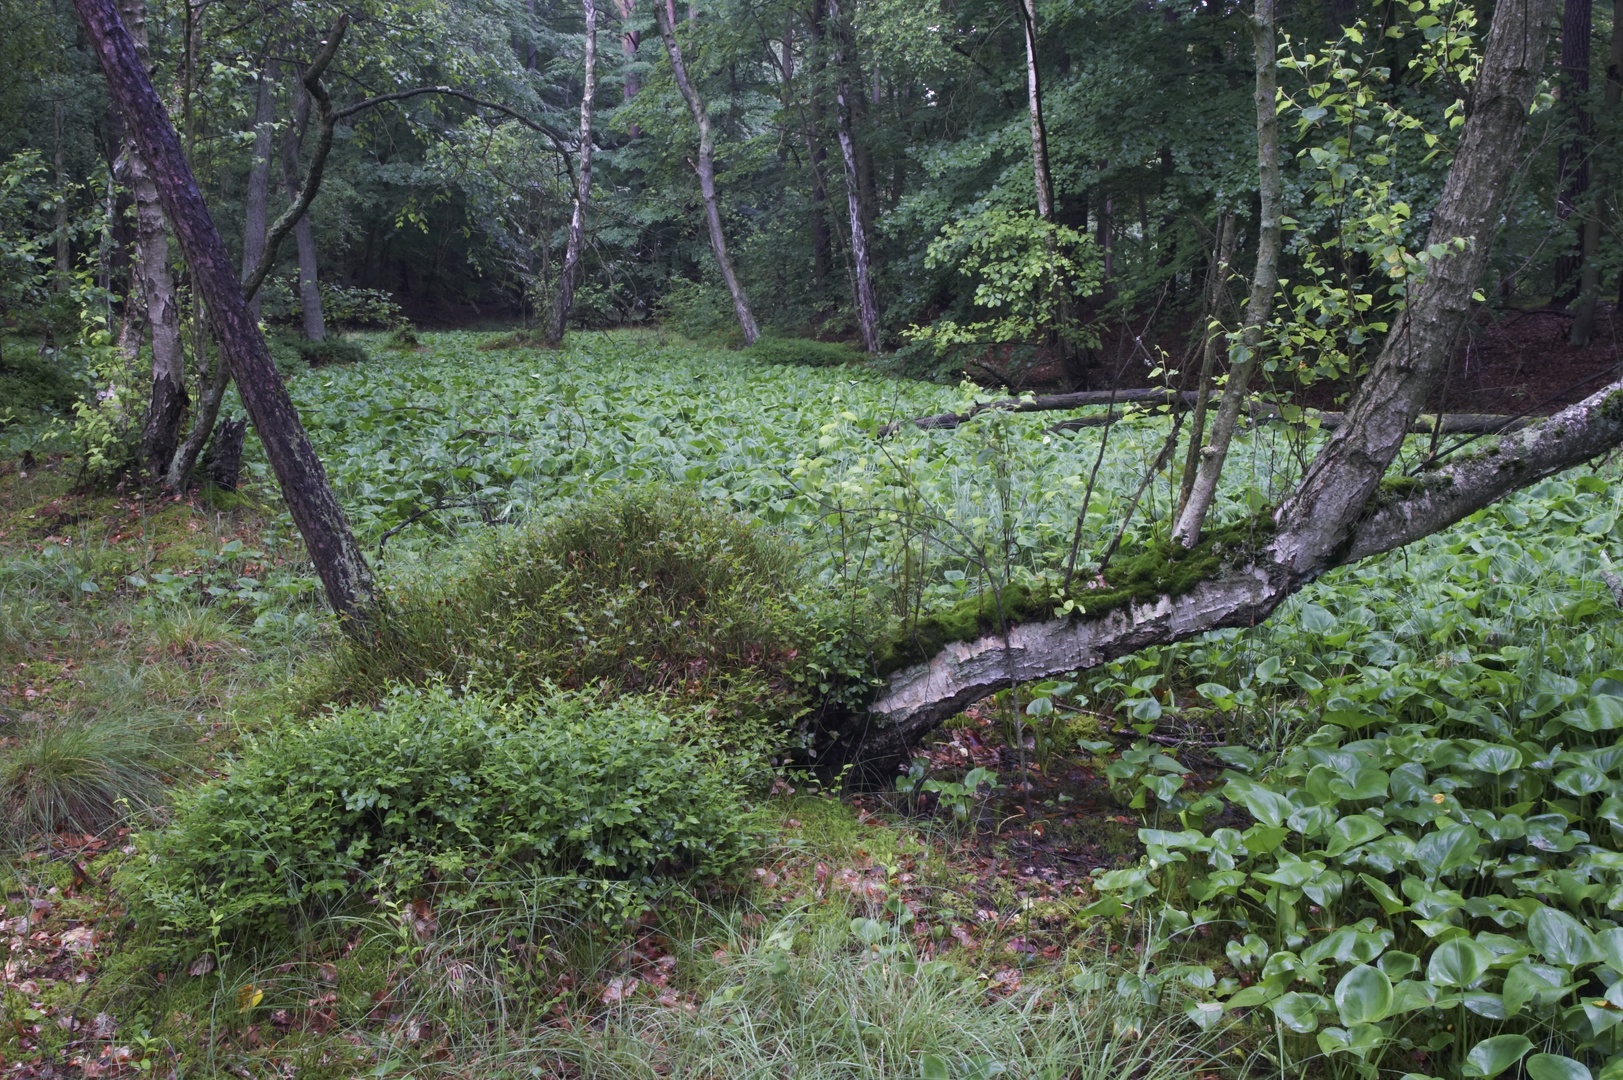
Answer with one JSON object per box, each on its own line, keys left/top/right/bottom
{"left": 0, "top": 461, "right": 1214, "bottom": 1080}
{"left": 3, "top": 328, "right": 1620, "bottom": 1079}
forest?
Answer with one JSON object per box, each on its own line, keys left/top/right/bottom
{"left": 5, "top": 0, "right": 1623, "bottom": 1073}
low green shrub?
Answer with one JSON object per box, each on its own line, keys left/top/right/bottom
{"left": 744, "top": 335, "right": 864, "bottom": 368}
{"left": 385, "top": 325, "right": 421, "bottom": 350}
{"left": 0, "top": 348, "right": 84, "bottom": 419}
{"left": 121, "top": 684, "right": 753, "bottom": 937}
{"left": 265, "top": 333, "right": 368, "bottom": 372}
{"left": 317, "top": 487, "right": 832, "bottom": 730}
{"left": 477, "top": 329, "right": 553, "bottom": 350}
{"left": 296, "top": 336, "right": 369, "bottom": 368}
{"left": 265, "top": 334, "right": 307, "bottom": 378}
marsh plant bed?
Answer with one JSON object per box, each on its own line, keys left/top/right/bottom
{"left": 3, "top": 331, "right": 1623, "bottom": 1080}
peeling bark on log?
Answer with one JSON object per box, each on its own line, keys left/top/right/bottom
{"left": 827, "top": 0, "right": 1562, "bottom": 778}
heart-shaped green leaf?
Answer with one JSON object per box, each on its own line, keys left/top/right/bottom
{"left": 1461, "top": 1035, "right": 1532, "bottom": 1078}
{"left": 1326, "top": 814, "right": 1386, "bottom": 856}
{"left": 1528, "top": 906, "right": 1601, "bottom": 966}
{"left": 1467, "top": 745, "right": 1522, "bottom": 774}
{"left": 1428, "top": 937, "right": 1491, "bottom": 988}
{"left": 1526, "top": 1054, "right": 1593, "bottom": 1080}
{"left": 1334, "top": 965, "right": 1393, "bottom": 1025}
{"left": 1272, "top": 991, "right": 1323, "bottom": 1033}
{"left": 1414, "top": 823, "right": 1480, "bottom": 876}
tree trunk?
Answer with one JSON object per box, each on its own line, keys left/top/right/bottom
{"left": 830, "top": 0, "right": 1561, "bottom": 776}
{"left": 655, "top": 2, "right": 760, "bottom": 344}
{"left": 1171, "top": 0, "right": 1282, "bottom": 547}
{"left": 550, "top": 0, "right": 598, "bottom": 344}
{"left": 825, "top": 0, "right": 880, "bottom": 353}
{"left": 54, "top": 98, "right": 71, "bottom": 290}
{"left": 114, "top": 0, "right": 189, "bottom": 481}
{"left": 1570, "top": 5, "right": 1622, "bottom": 344}
{"left": 1012, "top": 0, "right": 1053, "bottom": 218}
{"left": 617, "top": 0, "right": 640, "bottom": 101}
{"left": 1554, "top": 0, "right": 1593, "bottom": 296}
{"left": 280, "top": 76, "right": 325, "bottom": 341}
{"left": 74, "top": 0, "right": 376, "bottom": 632}
{"left": 240, "top": 59, "right": 278, "bottom": 325}
{"left": 1178, "top": 210, "right": 1237, "bottom": 518}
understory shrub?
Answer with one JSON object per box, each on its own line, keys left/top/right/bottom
{"left": 121, "top": 684, "right": 752, "bottom": 937}
{"left": 0, "top": 348, "right": 84, "bottom": 419}
{"left": 317, "top": 487, "right": 831, "bottom": 730}
{"left": 743, "top": 335, "right": 864, "bottom": 368}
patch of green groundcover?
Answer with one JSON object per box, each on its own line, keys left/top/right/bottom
{"left": 0, "top": 348, "right": 85, "bottom": 417}
{"left": 119, "top": 683, "right": 757, "bottom": 938}
{"left": 743, "top": 335, "right": 864, "bottom": 368}
{"left": 313, "top": 485, "right": 882, "bottom": 729}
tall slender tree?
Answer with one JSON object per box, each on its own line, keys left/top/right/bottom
{"left": 550, "top": 0, "right": 599, "bottom": 343}
{"left": 278, "top": 74, "right": 325, "bottom": 342}
{"left": 655, "top": 0, "right": 760, "bottom": 344}
{"left": 825, "top": 0, "right": 879, "bottom": 353}
{"left": 1554, "top": 0, "right": 1593, "bottom": 296}
{"left": 240, "top": 58, "right": 277, "bottom": 324}
{"left": 1172, "top": 0, "right": 1282, "bottom": 547}
{"left": 113, "top": 0, "right": 188, "bottom": 480}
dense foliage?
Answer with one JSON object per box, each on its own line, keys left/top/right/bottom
{"left": 0, "top": 0, "right": 1601, "bottom": 356}
{"left": 122, "top": 684, "right": 754, "bottom": 936}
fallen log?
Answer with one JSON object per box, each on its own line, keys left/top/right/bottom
{"left": 1047, "top": 409, "right": 1529, "bottom": 436}
{"left": 887, "top": 390, "right": 1527, "bottom": 438}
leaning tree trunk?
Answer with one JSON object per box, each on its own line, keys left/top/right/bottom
{"left": 825, "top": 0, "right": 880, "bottom": 353}
{"left": 115, "top": 0, "right": 189, "bottom": 480}
{"left": 655, "top": 3, "right": 760, "bottom": 345}
{"left": 826, "top": 0, "right": 1563, "bottom": 777}
{"left": 279, "top": 75, "right": 325, "bottom": 341}
{"left": 74, "top": 0, "right": 376, "bottom": 632}
{"left": 550, "top": 0, "right": 598, "bottom": 344}
{"left": 240, "top": 59, "right": 277, "bottom": 325}
{"left": 1171, "top": 0, "right": 1282, "bottom": 547}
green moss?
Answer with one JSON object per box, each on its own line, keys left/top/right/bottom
{"left": 1368, "top": 473, "right": 1455, "bottom": 512}
{"left": 1603, "top": 389, "right": 1623, "bottom": 423}
{"left": 874, "top": 513, "right": 1275, "bottom": 676}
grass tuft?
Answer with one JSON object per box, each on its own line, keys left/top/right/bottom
{"left": 1, "top": 713, "right": 179, "bottom": 843}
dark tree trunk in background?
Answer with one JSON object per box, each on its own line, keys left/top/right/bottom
{"left": 54, "top": 99, "right": 70, "bottom": 290}
{"left": 550, "top": 0, "right": 598, "bottom": 343}
{"left": 1571, "top": 6, "right": 1623, "bottom": 343}
{"left": 656, "top": 2, "right": 760, "bottom": 344}
{"left": 1172, "top": 0, "right": 1282, "bottom": 547}
{"left": 240, "top": 60, "right": 277, "bottom": 324}
{"left": 826, "top": 0, "right": 880, "bottom": 353}
{"left": 1554, "top": 0, "right": 1592, "bottom": 296}
{"left": 74, "top": 0, "right": 376, "bottom": 631}
{"left": 279, "top": 76, "right": 325, "bottom": 341}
